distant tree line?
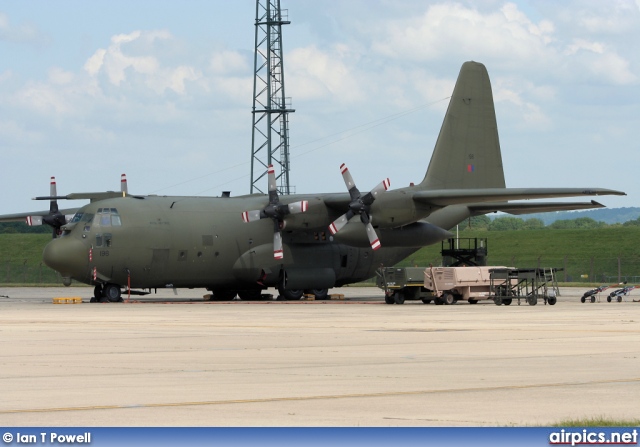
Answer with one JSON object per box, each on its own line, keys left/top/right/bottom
{"left": 0, "top": 222, "right": 51, "bottom": 234}
{"left": 457, "top": 215, "right": 640, "bottom": 231}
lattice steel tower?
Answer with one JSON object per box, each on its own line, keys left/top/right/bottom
{"left": 250, "top": 0, "right": 294, "bottom": 195}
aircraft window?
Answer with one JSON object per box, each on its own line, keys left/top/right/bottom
{"left": 69, "top": 213, "right": 83, "bottom": 224}
{"left": 100, "top": 214, "right": 111, "bottom": 226}
{"left": 95, "top": 209, "right": 120, "bottom": 227}
{"left": 96, "top": 234, "right": 103, "bottom": 247}
{"left": 80, "top": 213, "right": 94, "bottom": 231}
{"left": 104, "top": 233, "right": 112, "bottom": 248}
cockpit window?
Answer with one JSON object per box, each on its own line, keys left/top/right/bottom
{"left": 69, "top": 213, "right": 83, "bottom": 224}
{"left": 80, "top": 213, "right": 94, "bottom": 232}
{"left": 95, "top": 208, "right": 121, "bottom": 227}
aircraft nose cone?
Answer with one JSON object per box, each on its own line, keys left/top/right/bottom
{"left": 43, "top": 238, "right": 88, "bottom": 278}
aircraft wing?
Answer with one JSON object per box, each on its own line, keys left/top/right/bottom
{"left": 34, "top": 191, "right": 126, "bottom": 202}
{"left": 467, "top": 200, "right": 606, "bottom": 215}
{"left": 412, "top": 188, "right": 625, "bottom": 207}
{"left": 321, "top": 193, "right": 352, "bottom": 211}
{"left": 0, "top": 208, "right": 79, "bottom": 223}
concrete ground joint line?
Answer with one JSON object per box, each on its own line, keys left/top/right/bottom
{"left": 2, "top": 376, "right": 639, "bottom": 415}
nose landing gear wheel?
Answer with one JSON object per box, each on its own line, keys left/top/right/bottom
{"left": 103, "top": 284, "right": 123, "bottom": 303}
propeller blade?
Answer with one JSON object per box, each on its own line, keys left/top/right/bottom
{"left": 241, "top": 210, "right": 262, "bottom": 223}
{"left": 329, "top": 213, "right": 350, "bottom": 235}
{"left": 340, "top": 163, "right": 355, "bottom": 189}
{"left": 287, "top": 200, "right": 308, "bottom": 215}
{"left": 26, "top": 216, "right": 43, "bottom": 226}
{"left": 273, "top": 231, "right": 284, "bottom": 260}
{"left": 340, "top": 163, "right": 361, "bottom": 200}
{"left": 49, "top": 177, "right": 58, "bottom": 213}
{"left": 370, "top": 178, "right": 391, "bottom": 197}
{"left": 267, "top": 164, "right": 277, "bottom": 194}
{"left": 121, "top": 174, "right": 128, "bottom": 195}
{"left": 361, "top": 178, "right": 391, "bottom": 205}
{"left": 365, "top": 222, "right": 381, "bottom": 250}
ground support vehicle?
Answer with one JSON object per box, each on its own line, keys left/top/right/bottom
{"left": 376, "top": 265, "right": 507, "bottom": 305}
{"left": 489, "top": 268, "right": 560, "bottom": 306}
{"left": 423, "top": 265, "right": 506, "bottom": 305}
{"left": 376, "top": 267, "right": 435, "bottom": 304}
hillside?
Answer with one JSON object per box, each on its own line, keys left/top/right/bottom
{"left": 491, "top": 207, "right": 640, "bottom": 225}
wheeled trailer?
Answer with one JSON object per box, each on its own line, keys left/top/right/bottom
{"left": 489, "top": 268, "right": 560, "bottom": 306}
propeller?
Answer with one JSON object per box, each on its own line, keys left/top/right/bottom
{"left": 40, "top": 177, "right": 67, "bottom": 238}
{"left": 241, "top": 165, "right": 309, "bottom": 260}
{"left": 121, "top": 173, "right": 128, "bottom": 196}
{"left": 328, "top": 163, "right": 390, "bottom": 251}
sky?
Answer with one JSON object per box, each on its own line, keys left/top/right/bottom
{"left": 1, "top": 0, "right": 639, "bottom": 215}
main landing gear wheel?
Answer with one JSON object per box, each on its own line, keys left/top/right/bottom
{"left": 393, "top": 292, "right": 405, "bottom": 305}
{"left": 91, "top": 285, "right": 103, "bottom": 303}
{"left": 308, "top": 289, "right": 329, "bottom": 300}
{"left": 278, "top": 287, "right": 303, "bottom": 301}
{"left": 103, "top": 283, "right": 123, "bottom": 303}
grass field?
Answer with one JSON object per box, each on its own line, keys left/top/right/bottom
{"left": 389, "top": 227, "right": 640, "bottom": 283}
{"left": 2, "top": 227, "right": 640, "bottom": 285}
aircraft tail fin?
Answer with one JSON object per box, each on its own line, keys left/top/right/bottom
{"left": 419, "top": 61, "right": 505, "bottom": 190}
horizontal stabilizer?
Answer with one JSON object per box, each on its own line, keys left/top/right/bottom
{"left": 468, "top": 200, "right": 606, "bottom": 215}
{"left": 413, "top": 188, "right": 626, "bottom": 207}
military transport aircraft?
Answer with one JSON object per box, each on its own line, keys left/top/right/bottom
{"left": 0, "top": 61, "right": 625, "bottom": 302}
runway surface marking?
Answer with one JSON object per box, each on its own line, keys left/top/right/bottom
{"left": 2, "top": 376, "right": 639, "bottom": 415}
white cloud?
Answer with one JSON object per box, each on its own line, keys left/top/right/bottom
{"left": 371, "top": 2, "right": 557, "bottom": 68}
{"left": 210, "top": 50, "right": 249, "bottom": 75}
{"left": 0, "top": 12, "right": 46, "bottom": 44}
{"left": 288, "top": 45, "right": 365, "bottom": 103}
{"left": 82, "top": 30, "right": 205, "bottom": 95}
